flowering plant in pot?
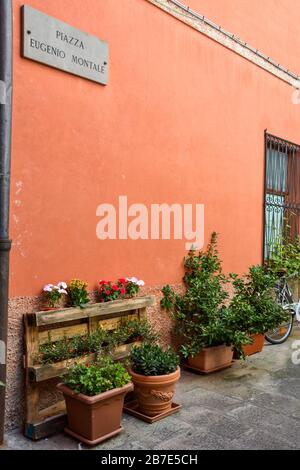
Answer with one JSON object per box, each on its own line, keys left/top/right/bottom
{"left": 129, "top": 343, "right": 180, "bottom": 417}
{"left": 67, "top": 279, "right": 89, "bottom": 308}
{"left": 161, "top": 233, "right": 250, "bottom": 372}
{"left": 42, "top": 282, "right": 68, "bottom": 310}
{"left": 57, "top": 357, "right": 133, "bottom": 445}
{"left": 98, "top": 277, "right": 145, "bottom": 302}
{"left": 229, "top": 266, "right": 288, "bottom": 357}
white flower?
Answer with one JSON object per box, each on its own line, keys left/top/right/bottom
{"left": 43, "top": 284, "right": 53, "bottom": 292}
{"left": 53, "top": 285, "right": 59, "bottom": 290}
{"left": 58, "top": 289, "right": 67, "bottom": 295}
{"left": 57, "top": 281, "right": 67, "bottom": 289}
{"left": 137, "top": 280, "right": 145, "bottom": 286}
{"left": 126, "top": 277, "right": 139, "bottom": 284}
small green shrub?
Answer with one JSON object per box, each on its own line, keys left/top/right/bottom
{"left": 130, "top": 343, "right": 179, "bottom": 376}
{"left": 62, "top": 357, "right": 131, "bottom": 396}
{"left": 267, "top": 237, "right": 300, "bottom": 278}
{"left": 161, "top": 233, "right": 250, "bottom": 358}
{"left": 229, "top": 266, "right": 289, "bottom": 335}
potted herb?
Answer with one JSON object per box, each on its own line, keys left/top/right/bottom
{"left": 67, "top": 279, "right": 89, "bottom": 308}
{"left": 57, "top": 357, "right": 133, "bottom": 445}
{"left": 129, "top": 343, "right": 180, "bottom": 417}
{"left": 229, "top": 266, "right": 288, "bottom": 357}
{"left": 161, "top": 233, "right": 249, "bottom": 372}
{"left": 42, "top": 282, "right": 68, "bottom": 310}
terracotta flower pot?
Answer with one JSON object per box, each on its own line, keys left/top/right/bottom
{"left": 242, "top": 333, "right": 265, "bottom": 356}
{"left": 57, "top": 382, "right": 133, "bottom": 446}
{"left": 187, "top": 344, "right": 233, "bottom": 373}
{"left": 129, "top": 367, "right": 180, "bottom": 417}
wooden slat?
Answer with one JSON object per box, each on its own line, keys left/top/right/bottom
{"left": 31, "top": 296, "right": 155, "bottom": 326}
{"left": 39, "top": 400, "right": 66, "bottom": 419}
{"left": 24, "top": 414, "right": 67, "bottom": 441}
{"left": 29, "top": 353, "right": 96, "bottom": 382}
{"left": 100, "top": 312, "right": 139, "bottom": 330}
{"left": 24, "top": 315, "right": 40, "bottom": 423}
{"left": 38, "top": 323, "right": 88, "bottom": 345}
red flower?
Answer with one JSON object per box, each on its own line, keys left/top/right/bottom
{"left": 99, "top": 280, "right": 107, "bottom": 285}
{"left": 106, "top": 290, "right": 111, "bottom": 295}
{"left": 112, "top": 284, "right": 119, "bottom": 291}
{"left": 121, "top": 287, "right": 126, "bottom": 295}
{"left": 118, "top": 278, "right": 126, "bottom": 284}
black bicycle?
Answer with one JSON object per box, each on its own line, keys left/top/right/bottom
{"left": 265, "top": 276, "right": 298, "bottom": 344}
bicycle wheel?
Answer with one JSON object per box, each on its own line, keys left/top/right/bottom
{"left": 265, "top": 310, "right": 294, "bottom": 344}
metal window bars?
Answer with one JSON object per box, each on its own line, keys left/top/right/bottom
{"left": 264, "top": 133, "right": 300, "bottom": 260}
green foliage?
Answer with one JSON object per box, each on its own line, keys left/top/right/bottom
{"left": 67, "top": 279, "right": 89, "bottom": 308}
{"left": 125, "top": 280, "right": 140, "bottom": 297}
{"left": 37, "top": 319, "right": 157, "bottom": 365}
{"left": 62, "top": 357, "right": 131, "bottom": 396}
{"left": 267, "top": 237, "right": 300, "bottom": 278}
{"left": 0, "top": 381, "right": 5, "bottom": 387}
{"left": 37, "top": 328, "right": 108, "bottom": 365}
{"left": 161, "top": 233, "right": 249, "bottom": 358}
{"left": 130, "top": 343, "right": 179, "bottom": 376}
{"left": 109, "top": 319, "right": 159, "bottom": 348}
{"left": 229, "top": 266, "right": 289, "bottom": 335}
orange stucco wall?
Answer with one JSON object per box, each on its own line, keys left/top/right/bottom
{"left": 187, "top": 0, "right": 300, "bottom": 74}
{"left": 9, "top": 0, "right": 300, "bottom": 297}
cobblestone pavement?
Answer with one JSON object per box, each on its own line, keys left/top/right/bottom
{"left": 2, "top": 326, "right": 300, "bottom": 450}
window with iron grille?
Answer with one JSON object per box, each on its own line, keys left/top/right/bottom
{"left": 264, "top": 133, "right": 300, "bottom": 260}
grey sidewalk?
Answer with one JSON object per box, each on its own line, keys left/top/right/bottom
{"left": 2, "top": 327, "right": 300, "bottom": 450}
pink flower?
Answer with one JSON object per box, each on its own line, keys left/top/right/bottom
{"left": 106, "top": 290, "right": 111, "bottom": 295}
{"left": 121, "top": 287, "right": 126, "bottom": 295}
{"left": 112, "top": 285, "right": 119, "bottom": 291}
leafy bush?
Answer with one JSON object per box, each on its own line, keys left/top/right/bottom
{"left": 62, "top": 357, "right": 131, "bottom": 396}
{"left": 266, "top": 237, "right": 300, "bottom": 278}
{"left": 130, "top": 343, "right": 179, "bottom": 376}
{"left": 67, "top": 279, "right": 89, "bottom": 307}
{"left": 161, "top": 233, "right": 250, "bottom": 358}
{"left": 229, "top": 266, "right": 289, "bottom": 335}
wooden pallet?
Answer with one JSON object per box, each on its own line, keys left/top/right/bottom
{"left": 23, "top": 295, "right": 155, "bottom": 440}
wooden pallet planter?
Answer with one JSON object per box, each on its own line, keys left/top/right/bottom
{"left": 23, "top": 295, "right": 155, "bottom": 440}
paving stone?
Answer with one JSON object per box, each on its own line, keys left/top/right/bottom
{"left": 2, "top": 328, "right": 300, "bottom": 450}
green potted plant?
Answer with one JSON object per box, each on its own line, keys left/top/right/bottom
{"left": 67, "top": 279, "right": 89, "bottom": 308}
{"left": 129, "top": 343, "right": 180, "bottom": 417}
{"left": 161, "top": 233, "right": 249, "bottom": 372}
{"left": 57, "top": 357, "right": 133, "bottom": 445}
{"left": 229, "top": 266, "right": 288, "bottom": 357}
